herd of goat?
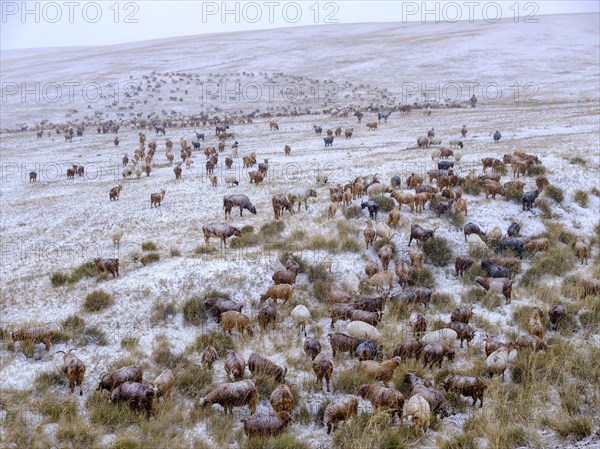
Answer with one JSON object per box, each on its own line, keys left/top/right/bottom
{"left": 11, "top": 109, "right": 599, "bottom": 441}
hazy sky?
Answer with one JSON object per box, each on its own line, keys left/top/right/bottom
{"left": 1, "top": 0, "right": 598, "bottom": 50}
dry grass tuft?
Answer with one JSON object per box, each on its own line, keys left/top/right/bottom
{"left": 545, "top": 185, "right": 564, "bottom": 204}
{"left": 573, "top": 189, "right": 589, "bottom": 208}
{"left": 423, "top": 237, "right": 454, "bottom": 266}
{"left": 83, "top": 289, "right": 114, "bottom": 312}
{"left": 408, "top": 266, "right": 436, "bottom": 289}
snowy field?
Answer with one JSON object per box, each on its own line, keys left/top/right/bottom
{"left": 1, "top": 13, "right": 599, "bottom": 449}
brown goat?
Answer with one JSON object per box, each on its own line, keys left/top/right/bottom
{"left": 527, "top": 307, "right": 544, "bottom": 340}
{"left": 313, "top": 352, "right": 334, "bottom": 392}
{"left": 303, "top": 338, "right": 322, "bottom": 360}
{"left": 260, "top": 284, "right": 294, "bottom": 304}
{"left": 200, "top": 346, "right": 219, "bottom": 370}
{"left": 441, "top": 375, "right": 487, "bottom": 408}
{"left": 324, "top": 395, "right": 359, "bottom": 434}
{"left": 150, "top": 189, "right": 166, "bottom": 207}
{"left": 574, "top": 239, "right": 589, "bottom": 265}
{"left": 359, "top": 358, "right": 402, "bottom": 386}
{"left": 258, "top": 303, "right": 277, "bottom": 331}
{"left": 221, "top": 311, "right": 253, "bottom": 337}
{"left": 360, "top": 383, "right": 405, "bottom": 423}
{"left": 364, "top": 221, "right": 376, "bottom": 249}
{"left": 270, "top": 384, "right": 294, "bottom": 413}
{"left": 224, "top": 350, "right": 246, "bottom": 381}
{"left": 421, "top": 343, "right": 455, "bottom": 368}
{"left": 57, "top": 349, "right": 85, "bottom": 395}
{"left": 200, "top": 379, "right": 258, "bottom": 414}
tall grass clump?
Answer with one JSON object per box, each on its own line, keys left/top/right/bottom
{"left": 423, "top": 237, "right": 454, "bottom": 266}
{"left": 82, "top": 289, "right": 114, "bottom": 312}
{"left": 545, "top": 185, "right": 564, "bottom": 204}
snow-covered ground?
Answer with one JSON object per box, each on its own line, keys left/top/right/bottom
{"left": 1, "top": 13, "right": 599, "bottom": 449}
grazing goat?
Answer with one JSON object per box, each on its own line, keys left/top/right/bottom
{"left": 288, "top": 188, "right": 317, "bottom": 212}
{"left": 527, "top": 307, "right": 544, "bottom": 340}
{"left": 56, "top": 349, "right": 85, "bottom": 395}
{"left": 303, "top": 338, "right": 322, "bottom": 360}
{"left": 200, "top": 379, "right": 258, "bottom": 414}
{"left": 420, "top": 329, "right": 458, "bottom": 347}
{"left": 451, "top": 307, "right": 474, "bottom": 324}
{"left": 364, "top": 221, "right": 376, "bottom": 248}
{"left": 360, "top": 383, "right": 404, "bottom": 423}
{"left": 408, "top": 246, "right": 424, "bottom": 268}
{"left": 152, "top": 369, "right": 175, "bottom": 401}
{"left": 395, "top": 261, "right": 410, "bottom": 287}
{"left": 526, "top": 238, "right": 549, "bottom": 253}
{"left": 224, "top": 194, "right": 257, "bottom": 218}
{"left": 221, "top": 311, "right": 253, "bottom": 337}
{"left": 359, "top": 357, "right": 402, "bottom": 386}
{"left": 272, "top": 193, "right": 293, "bottom": 220}
{"left": 202, "top": 223, "right": 241, "bottom": 248}
{"left": 242, "top": 412, "right": 291, "bottom": 438}
{"left": 94, "top": 258, "right": 119, "bottom": 278}
{"left": 481, "top": 260, "right": 511, "bottom": 278}
{"left": 110, "top": 381, "right": 155, "bottom": 417}
{"left": 548, "top": 305, "right": 567, "bottom": 331}
{"left": 574, "top": 239, "right": 589, "bottom": 265}
{"left": 483, "top": 336, "right": 511, "bottom": 357}
{"left": 422, "top": 342, "right": 455, "bottom": 368}
{"left": 486, "top": 347, "right": 510, "bottom": 379}
{"left": 475, "top": 276, "right": 513, "bottom": 304}
{"left": 444, "top": 322, "right": 475, "bottom": 348}
{"left": 356, "top": 341, "right": 379, "bottom": 361}
{"left": 324, "top": 396, "right": 359, "bottom": 434}
{"left": 377, "top": 244, "right": 394, "bottom": 270}
{"left": 441, "top": 375, "right": 487, "bottom": 408}
{"left": 408, "top": 224, "right": 436, "bottom": 246}
{"left": 248, "top": 353, "right": 287, "bottom": 382}
{"left": 496, "top": 238, "right": 525, "bottom": 259}
{"left": 98, "top": 365, "right": 142, "bottom": 392}
{"left": 393, "top": 341, "right": 423, "bottom": 361}
{"left": 328, "top": 332, "right": 365, "bottom": 358}
{"left": 387, "top": 206, "right": 401, "bottom": 228}
{"left": 455, "top": 255, "right": 474, "bottom": 277}
{"left": 347, "top": 321, "right": 380, "bottom": 342}
{"left": 224, "top": 174, "right": 239, "bottom": 187}
{"left": 410, "top": 309, "right": 427, "bottom": 338}
{"left": 291, "top": 305, "right": 312, "bottom": 337}
{"left": 313, "top": 352, "right": 334, "bottom": 392}
{"left": 364, "top": 270, "right": 394, "bottom": 293}
{"left": 513, "top": 335, "right": 547, "bottom": 352}
{"left": 225, "top": 350, "right": 246, "bottom": 381}
{"left": 361, "top": 201, "right": 379, "bottom": 220}
{"left": 260, "top": 284, "right": 294, "bottom": 304}
{"left": 406, "top": 395, "right": 430, "bottom": 432}
{"left": 391, "top": 190, "right": 415, "bottom": 213}
{"left": 258, "top": 303, "right": 277, "bottom": 331}
{"left": 200, "top": 346, "right": 218, "bottom": 370}
{"left": 578, "top": 277, "right": 600, "bottom": 298}
{"left": 270, "top": 384, "right": 294, "bottom": 413}
{"left": 205, "top": 297, "right": 243, "bottom": 321}
{"left": 405, "top": 372, "right": 452, "bottom": 418}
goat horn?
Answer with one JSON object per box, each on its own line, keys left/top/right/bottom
{"left": 55, "top": 350, "right": 66, "bottom": 355}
